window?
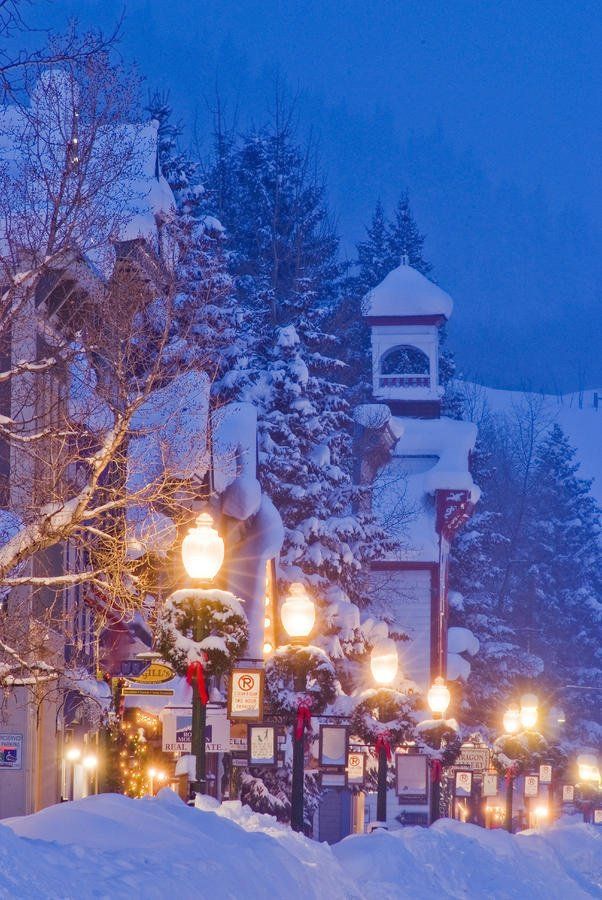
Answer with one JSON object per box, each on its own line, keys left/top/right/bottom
{"left": 381, "top": 346, "right": 430, "bottom": 375}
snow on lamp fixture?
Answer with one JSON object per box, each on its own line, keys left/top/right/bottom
{"left": 427, "top": 677, "right": 451, "bottom": 716}
{"left": 280, "top": 583, "right": 315, "bottom": 640}
{"left": 181, "top": 511, "right": 224, "bottom": 581}
{"left": 503, "top": 705, "right": 520, "bottom": 735}
{"left": 370, "top": 638, "right": 398, "bottom": 685}
{"left": 520, "top": 693, "right": 538, "bottom": 730}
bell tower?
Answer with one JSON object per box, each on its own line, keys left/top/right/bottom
{"left": 363, "top": 257, "right": 453, "bottom": 418}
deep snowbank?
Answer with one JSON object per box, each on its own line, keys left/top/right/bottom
{"left": 2, "top": 791, "right": 601, "bottom": 899}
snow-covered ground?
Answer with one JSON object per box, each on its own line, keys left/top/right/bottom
{"left": 2, "top": 791, "right": 601, "bottom": 899}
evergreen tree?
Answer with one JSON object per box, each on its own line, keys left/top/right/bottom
{"left": 386, "top": 193, "right": 432, "bottom": 276}
{"left": 354, "top": 200, "right": 391, "bottom": 297}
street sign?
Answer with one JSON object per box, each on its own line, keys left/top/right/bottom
{"left": 455, "top": 770, "right": 472, "bottom": 797}
{"left": 347, "top": 751, "right": 366, "bottom": 786}
{"left": 228, "top": 668, "right": 264, "bottom": 722}
{"left": 452, "top": 743, "right": 490, "bottom": 772}
{"left": 539, "top": 764, "right": 552, "bottom": 784}
{"left": 0, "top": 733, "right": 22, "bottom": 770}
{"left": 482, "top": 773, "right": 498, "bottom": 797}
{"left": 248, "top": 724, "right": 277, "bottom": 767}
{"left": 594, "top": 809, "right": 602, "bottom": 825}
{"left": 524, "top": 775, "right": 539, "bottom": 797}
{"left": 396, "top": 754, "right": 428, "bottom": 803}
{"left": 562, "top": 784, "right": 575, "bottom": 802}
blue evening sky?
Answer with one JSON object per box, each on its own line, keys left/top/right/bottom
{"left": 21, "top": 1, "right": 602, "bottom": 390}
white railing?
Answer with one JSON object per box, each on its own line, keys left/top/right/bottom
{"left": 379, "top": 375, "right": 431, "bottom": 388}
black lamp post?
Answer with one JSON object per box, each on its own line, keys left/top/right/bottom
{"left": 181, "top": 511, "right": 225, "bottom": 797}
{"left": 427, "top": 676, "right": 451, "bottom": 823}
{"left": 370, "top": 638, "right": 399, "bottom": 829}
{"left": 279, "top": 583, "right": 316, "bottom": 833}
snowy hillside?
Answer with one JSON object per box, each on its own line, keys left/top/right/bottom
{"left": 2, "top": 791, "right": 602, "bottom": 899}
{"left": 468, "top": 384, "right": 602, "bottom": 506}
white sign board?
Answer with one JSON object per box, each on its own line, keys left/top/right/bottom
{"left": 453, "top": 744, "right": 490, "bottom": 772}
{"left": 228, "top": 669, "right": 264, "bottom": 721}
{"left": 0, "top": 733, "right": 22, "bottom": 770}
{"left": 455, "top": 771, "right": 472, "bottom": 797}
{"left": 162, "top": 706, "right": 229, "bottom": 753}
{"left": 539, "top": 764, "right": 552, "bottom": 784}
{"left": 482, "top": 773, "right": 498, "bottom": 797}
{"left": 562, "top": 785, "right": 574, "bottom": 802}
{"left": 524, "top": 775, "right": 539, "bottom": 797}
{"left": 347, "top": 752, "right": 366, "bottom": 786}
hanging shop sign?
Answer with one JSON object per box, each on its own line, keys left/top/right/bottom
{"left": 454, "top": 770, "right": 473, "bottom": 798}
{"left": 0, "top": 733, "right": 22, "bottom": 770}
{"left": 227, "top": 668, "right": 264, "bottom": 722}
{"left": 482, "top": 773, "right": 499, "bottom": 797}
{"left": 396, "top": 753, "right": 428, "bottom": 804}
{"left": 524, "top": 775, "right": 539, "bottom": 797}
{"left": 319, "top": 725, "right": 348, "bottom": 771}
{"left": 247, "top": 724, "right": 277, "bottom": 767}
{"left": 130, "top": 662, "right": 174, "bottom": 685}
{"left": 539, "top": 764, "right": 553, "bottom": 784}
{"left": 321, "top": 771, "right": 346, "bottom": 787}
{"left": 347, "top": 751, "right": 366, "bottom": 786}
{"left": 451, "top": 741, "right": 490, "bottom": 773}
{"left": 562, "top": 784, "right": 575, "bottom": 802}
{"left": 594, "top": 809, "right": 602, "bottom": 825}
{"left": 162, "top": 706, "right": 229, "bottom": 753}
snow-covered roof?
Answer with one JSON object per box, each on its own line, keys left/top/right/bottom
{"left": 391, "top": 417, "right": 480, "bottom": 503}
{"left": 364, "top": 261, "right": 453, "bottom": 320}
{"left": 372, "top": 416, "right": 479, "bottom": 562}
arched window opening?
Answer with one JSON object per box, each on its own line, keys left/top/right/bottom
{"left": 381, "top": 346, "right": 429, "bottom": 375}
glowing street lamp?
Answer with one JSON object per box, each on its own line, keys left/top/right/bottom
{"left": 520, "top": 693, "right": 539, "bottom": 730}
{"left": 503, "top": 705, "right": 521, "bottom": 735}
{"left": 427, "top": 677, "right": 451, "bottom": 718}
{"left": 427, "top": 676, "right": 450, "bottom": 824}
{"left": 370, "top": 638, "right": 398, "bottom": 686}
{"left": 280, "top": 583, "right": 316, "bottom": 642}
{"left": 181, "top": 510, "right": 225, "bottom": 800}
{"left": 181, "top": 511, "right": 225, "bottom": 581}
{"left": 370, "top": 639, "right": 399, "bottom": 828}
{"left": 82, "top": 754, "right": 98, "bottom": 770}
{"left": 65, "top": 746, "right": 81, "bottom": 763}
{"left": 280, "top": 584, "right": 316, "bottom": 833}
{"left": 577, "top": 754, "right": 600, "bottom": 784}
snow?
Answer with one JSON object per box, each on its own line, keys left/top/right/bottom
{"left": 470, "top": 383, "right": 602, "bottom": 507}
{"left": 372, "top": 416, "right": 479, "bottom": 562}
{"left": 364, "top": 261, "right": 453, "bottom": 320}
{"left": 1, "top": 792, "right": 601, "bottom": 898}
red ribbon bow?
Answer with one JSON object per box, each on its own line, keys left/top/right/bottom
{"left": 430, "top": 758, "right": 443, "bottom": 782}
{"left": 375, "top": 734, "right": 392, "bottom": 761}
{"left": 294, "top": 702, "right": 312, "bottom": 741}
{"left": 505, "top": 766, "right": 518, "bottom": 783}
{"left": 186, "top": 660, "right": 209, "bottom": 705}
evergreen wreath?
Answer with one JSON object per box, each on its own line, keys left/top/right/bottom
{"left": 156, "top": 588, "right": 248, "bottom": 677}
{"left": 492, "top": 731, "right": 566, "bottom": 777}
{"left": 265, "top": 645, "right": 339, "bottom": 717}
{"left": 416, "top": 721, "right": 463, "bottom": 767}
{"left": 350, "top": 688, "right": 416, "bottom": 747}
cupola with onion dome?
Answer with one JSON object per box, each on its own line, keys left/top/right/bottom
{"left": 363, "top": 256, "right": 453, "bottom": 417}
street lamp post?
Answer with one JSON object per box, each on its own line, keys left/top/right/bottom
{"left": 427, "top": 676, "right": 451, "bottom": 823}
{"left": 370, "top": 638, "right": 398, "bottom": 828}
{"left": 577, "top": 754, "right": 600, "bottom": 823}
{"left": 64, "top": 745, "right": 81, "bottom": 800}
{"left": 181, "top": 510, "right": 225, "bottom": 798}
{"left": 502, "top": 704, "right": 520, "bottom": 832}
{"left": 280, "top": 583, "right": 316, "bottom": 833}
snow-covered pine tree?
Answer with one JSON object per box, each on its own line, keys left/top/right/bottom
{"left": 449, "top": 410, "right": 544, "bottom": 727}
{"left": 521, "top": 424, "right": 602, "bottom": 743}
{"left": 199, "top": 105, "right": 399, "bottom": 818}
{"left": 144, "top": 94, "right": 243, "bottom": 392}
